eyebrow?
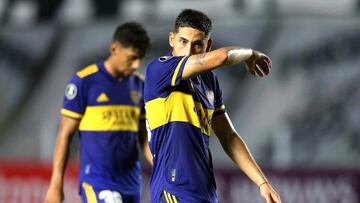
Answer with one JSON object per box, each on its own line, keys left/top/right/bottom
{"left": 179, "top": 37, "right": 189, "bottom": 42}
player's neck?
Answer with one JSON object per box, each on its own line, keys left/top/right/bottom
{"left": 104, "top": 59, "right": 124, "bottom": 80}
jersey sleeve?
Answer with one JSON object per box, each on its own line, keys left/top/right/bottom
{"left": 146, "top": 56, "right": 189, "bottom": 97}
{"left": 213, "top": 75, "right": 226, "bottom": 116}
{"left": 60, "top": 75, "right": 86, "bottom": 119}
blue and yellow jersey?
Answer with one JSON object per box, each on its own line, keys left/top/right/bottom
{"left": 144, "top": 54, "right": 225, "bottom": 203}
{"left": 61, "top": 62, "right": 145, "bottom": 196}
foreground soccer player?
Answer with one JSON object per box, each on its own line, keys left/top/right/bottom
{"left": 144, "top": 9, "right": 281, "bottom": 203}
{"left": 46, "top": 22, "right": 152, "bottom": 203}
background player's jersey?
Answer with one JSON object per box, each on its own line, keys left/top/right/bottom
{"left": 61, "top": 62, "right": 145, "bottom": 196}
{"left": 144, "top": 54, "right": 225, "bottom": 202}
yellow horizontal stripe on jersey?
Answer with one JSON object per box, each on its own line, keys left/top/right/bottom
{"left": 145, "top": 91, "right": 214, "bottom": 136}
{"left": 171, "top": 57, "right": 186, "bottom": 86}
{"left": 76, "top": 64, "right": 99, "bottom": 78}
{"left": 79, "top": 105, "right": 141, "bottom": 131}
{"left": 61, "top": 108, "right": 83, "bottom": 119}
{"left": 82, "top": 182, "right": 97, "bottom": 203}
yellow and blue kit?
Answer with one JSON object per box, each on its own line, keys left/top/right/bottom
{"left": 144, "top": 53, "right": 226, "bottom": 203}
{"left": 61, "top": 61, "right": 145, "bottom": 201}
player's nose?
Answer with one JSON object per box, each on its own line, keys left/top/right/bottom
{"left": 131, "top": 59, "right": 141, "bottom": 70}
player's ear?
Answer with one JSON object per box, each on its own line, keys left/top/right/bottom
{"left": 169, "top": 32, "right": 175, "bottom": 48}
{"left": 110, "top": 42, "right": 117, "bottom": 55}
{"left": 206, "top": 38, "right": 213, "bottom": 52}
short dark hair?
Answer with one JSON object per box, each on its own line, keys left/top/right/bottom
{"left": 113, "top": 22, "right": 150, "bottom": 58}
{"left": 175, "top": 9, "right": 212, "bottom": 37}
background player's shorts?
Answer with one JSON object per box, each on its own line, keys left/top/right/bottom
{"left": 80, "top": 182, "right": 140, "bottom": 203}
{"left": 158, "top": 190, "right": 181, "bottom": 203}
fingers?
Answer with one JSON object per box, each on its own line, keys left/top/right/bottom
{"left": 245, "top": 62, "right": 256, "bottom": 76}
{"left": 271, "top": 192, "right": 282, "bottom": 203}
{"left": 245, "top": 54, "right": 272, "bottom": 77}
{"left": 254, "top": 64, "right": 264, "bottom": 77}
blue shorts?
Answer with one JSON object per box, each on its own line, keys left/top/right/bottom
{"left": 158, "top": 190, "right": 181, "bottom": 203}
{"left": 80, "top": 182, "right": 140, "bottom": 203}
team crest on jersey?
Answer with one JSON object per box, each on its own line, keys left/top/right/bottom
{"left": 65, "top": 83, "right": 77, "bottom": 100}
{"left": 130, "top": 91, "right": 141, "bottom": 104}
{"left": 158, "top": 56, "right": 173, "bottom": 62}
{"left": 206, "top": 90, "right": 214, "bottom": 105}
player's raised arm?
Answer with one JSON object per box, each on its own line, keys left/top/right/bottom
{"left": 182, "top": 47, "right": 272, "bottom": 80}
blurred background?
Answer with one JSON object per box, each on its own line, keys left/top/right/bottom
{"left": 1, "top": 0, "right": 360, "bottom": 202}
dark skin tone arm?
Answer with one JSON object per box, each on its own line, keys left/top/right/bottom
{"left": 138, "top": 119, "right": 153, "bottom": 166}
{"left": 45, "top": 116, "right": 79, "bottom": 203}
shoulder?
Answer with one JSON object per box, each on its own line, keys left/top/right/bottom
{"left": 76, "top": 64, "right": 99, "bottom": 79}
{"left": 147, "top": 56, "right": 187, "bottom": 73}
{"left": 67, "top": 64, "right": 99, "bottom": 88}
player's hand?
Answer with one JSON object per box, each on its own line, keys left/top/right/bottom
{"left": 259, "top": 183, "right": 281, "bottom": 203}
{"left": 45, "top": 186, "right": 64, "bottom": 203}
{"left": 244, "top": 50, "right": 272, "bottom": 77}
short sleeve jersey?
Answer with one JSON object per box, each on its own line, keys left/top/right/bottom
{"left": 144, "top": 54, "right": 225, "bottom": 202}
{"left": 61, "top": 62, "right": 145, "bottom": 195}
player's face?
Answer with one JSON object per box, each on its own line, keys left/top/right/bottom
{"left": 111, "top": 42, "right": 142, "bottom": 76}
{"left": 169, "top": 27, "right": 210, "bottom": 56}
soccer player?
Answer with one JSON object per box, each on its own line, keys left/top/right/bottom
{"left": 45, "top": 22, "right": 152, "bottom": 203}
{"left": 144, "top": 9, "right": 281, "bottom": 203}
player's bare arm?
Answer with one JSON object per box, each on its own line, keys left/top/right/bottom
{"left": 45, "top": 116, "right": 79, "bottom": 203}
{"left": 182, "top": 47, "right": 272, "bottom": 79}
{"left": 212, "top": 113, "right": 281, "bottom": 203}
{"left": 138, "top": 119, "right": 153, "bottom": 166}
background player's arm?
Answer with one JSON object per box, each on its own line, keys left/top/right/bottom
{"left": 212, "top": 113, "right": 281, "bottom": 203}
{"left": 139, "top": 119, "right": 153, "bottom": 166}
{"left": 45, "top": 116, "right": 79, "bottom": 203}
{"left": 182, "top": 47, "right": 272, "bottom": 79}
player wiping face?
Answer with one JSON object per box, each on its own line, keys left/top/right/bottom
{"left": 170, "top": 26, "right": 272, "bottom": 79}
{"left": 145, "top": 8, "right": 281, "bottom": 203}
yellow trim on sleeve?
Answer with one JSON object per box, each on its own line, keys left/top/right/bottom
{"left": 171, "top": 57, "right": 186, "bottom": 86}
{"left": 76, "top": 64, "right": 99, "bottom": 78}
{"left": 61, "top": 108, "right": 83, "bottom": 119}
{"left": 82, "top": 182, "right": 98, "bottom": 203}
{"left": 163, "top": 191, "right": 171, "bottom": 203}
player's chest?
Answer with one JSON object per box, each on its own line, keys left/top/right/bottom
{"left": 189, "top": 78, "right": 216, "bottom": 110}
{"left": 86, "top": 82, "right": 142, "bottom": 107}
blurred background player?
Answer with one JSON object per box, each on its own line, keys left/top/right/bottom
{"left": 45, "top": 22, "right": 152, "bottom": 203}
{"left": 144, "top": 9, "right": 281, "bottom": 203}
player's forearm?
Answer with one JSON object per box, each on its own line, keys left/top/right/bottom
{"left": 182, "top": 47, "right": 253, "bottom": 79}
{"left": 49, "top": 133, "right": 72, "bottom": 188}
{"left": 143, "top": 145, "right": 153, "bottom": 166}
{"left": 224, "top": 47, "right": 253, "bottom": 66}
{"left": 224, "top": 132, "right": 268, "bottom": 187}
